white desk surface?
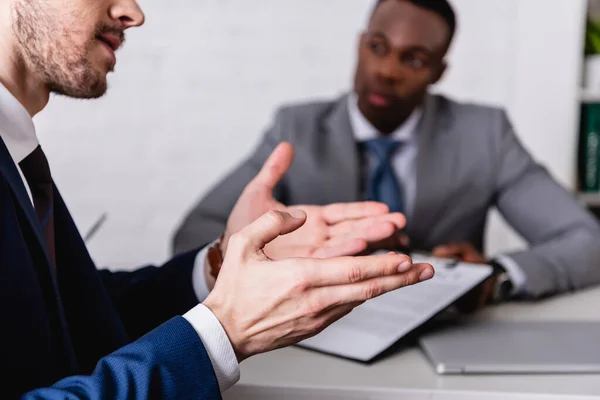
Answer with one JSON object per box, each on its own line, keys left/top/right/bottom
{"left": 235, "top": 286, "right": 600, "bottom": 397}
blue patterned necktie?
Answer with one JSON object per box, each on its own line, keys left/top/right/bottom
{"left": 364, "top": 138, "right": 403, "bottom": 213}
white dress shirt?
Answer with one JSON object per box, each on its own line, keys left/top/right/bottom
{"left": 346, "top": 92, "right": 527, "bottom": 294}
{"left": 347, "top": 92, "right": 422, "bottom": 222}
{"left": 0, "top": 83, "right": 239, "bottom": 393}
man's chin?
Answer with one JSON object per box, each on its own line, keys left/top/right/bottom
{"left": 49, "top": 78, "right": 108, "bottom": 99}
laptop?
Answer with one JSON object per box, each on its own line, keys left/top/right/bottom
{"left": 419, "top": 321, "right": 600, "bottom": 374}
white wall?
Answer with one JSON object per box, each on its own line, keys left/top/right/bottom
{"left": 33, "top": 0, "right": 587, "bottom": 269}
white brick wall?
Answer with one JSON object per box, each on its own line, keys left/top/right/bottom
{"left": 33, "top": 0, "right": 586, "bottom": 269}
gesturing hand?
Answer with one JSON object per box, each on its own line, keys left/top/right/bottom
{"left": 203, "top": 209, "right": 435, "bottom": 362}
{"left": 222, "top": 142, "right": 407, "bottom": 259}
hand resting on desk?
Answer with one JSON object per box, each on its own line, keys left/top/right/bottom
{"left": 433, "top": 242, "right": 496, "bottom": 313}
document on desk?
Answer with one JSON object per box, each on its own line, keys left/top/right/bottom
{"left": 298, "top": 253, "right": 493, "bottom": 362}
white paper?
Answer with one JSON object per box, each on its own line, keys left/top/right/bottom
{"left": 298, "top": 254, "right": 493, "bottom": 361}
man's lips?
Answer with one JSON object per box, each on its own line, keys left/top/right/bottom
{"left": 96, "top": 33, "right": 122, "bottom": 51}
{"left": 367, "top": 92, "right": 394, "bottom": 108}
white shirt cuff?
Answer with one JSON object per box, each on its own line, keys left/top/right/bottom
{"left": 192, "top": 242, "right": 215, "bottom": 302}
{"left": 494, "top": 255, "right": 527, "bottom": 295}
{"left": 183, "top": 304, "right": 240, "bottom": 393}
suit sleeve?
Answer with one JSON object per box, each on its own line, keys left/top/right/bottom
{"left": 20, "top": 316, "right": 221, "bottom": 400}
{"left": 171, "top": 109, "right": 289, "bottom": 255}
{"left": 98, "top": 250, "right": 203, "bottom": 340}
{"left": 493, "top": 111, "right": 600, "bottom": 298}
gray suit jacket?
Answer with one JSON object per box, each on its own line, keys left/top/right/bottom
{"left": 173, "top": 93, "right": 600, "bottom": 298}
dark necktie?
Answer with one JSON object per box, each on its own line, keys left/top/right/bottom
{"left": 364, "top": 138, "right": 404, "bottom": 213}
{"left": 19, "top": 145, "right": 56, "bottom": 268}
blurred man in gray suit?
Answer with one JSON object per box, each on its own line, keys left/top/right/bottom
{"left": 173, "top": 0, "right": 600, "bottom": 306}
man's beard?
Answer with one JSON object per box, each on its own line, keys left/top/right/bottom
{"left": 11, "top": 0, "right": 111, "bottom": 99}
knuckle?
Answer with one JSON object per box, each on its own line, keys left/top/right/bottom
{"left": 310, "top": 318, "right": 328, "bottom": 334}
{"left": 265, "top": 210, "right": 285, "bottom": 226}
{"left": 381, "top": 221, "right": 395, "bottom": 234}
{"left": 363, "top": 281, "right": 383, "bottom": 300}
{"left": 347, "top": 266, "right": 363, "bottom": 283}
{"left": 398, "top": 270, "right": 416, "bottom": 286}
{"left": 399, "top": 254, "right": 412, "bottom": 262}
{"left": 305, "top": 297, "right": 326, "bottom": 315}
{"left": 228, "top": 232, "right": 248, "bottom": 248}
{"left": 292, "top": 268, "right": 311, "bottom": 291}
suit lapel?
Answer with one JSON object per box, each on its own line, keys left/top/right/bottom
{"left": 407, "top": 94, "right": 459, "bottom": 247}
{"left": 322, "top": 94, "right": 361, "bottom": 202}
{"left": 0, "top": 136, "right": 79, "bottom": 373}
{"left": 0, "top": 137, "right": 54, "bottom": 268}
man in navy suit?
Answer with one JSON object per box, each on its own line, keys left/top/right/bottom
{"left": 0, "top": 0, "right": 434, "bottom": 398}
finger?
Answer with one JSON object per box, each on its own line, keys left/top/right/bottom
{"left": 310, "top": 263, "right": 434, "bottom": 308}
{"left": 248, "top": 142, "right": 294, "bottom": 191}
{"left": 322, "top": 202, "right": 391, "bottom": 224}
{"left": 463, "top": 253, "right": 485, "bottom": 263}
{"left": 365, "top": 236, "right": 402, "bottom": 252}
{"left": 266, "top": 238, "right": 367, "bottom": 260}
{"left": 328, "top": 213, "right": 406, "bottom": 237}
{"left": 311, "top": 238, "right": 368, "bottom": 258}
{"left": 432, "top": 243, "right": 467, "bottom": 258}
{"left": 399, "top": 233, "right": 410, "bottom": 247}
{"left": 326, "top": 222, "right": 396, "bottom": 248}
{"left": 300, "top": 252, "right": 420, "bottom": 287}
{"left": 327, "top": 224, "right": 400, "bottom": 250}
{"left": 234, "top": 209, "right": 307, "bottom": 252}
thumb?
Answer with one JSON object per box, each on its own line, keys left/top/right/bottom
{"left": 250, "top": 142, "right": 294, "bottom": 192}
{"left": 239, "top": 209, "right": 307, "bottom": 251}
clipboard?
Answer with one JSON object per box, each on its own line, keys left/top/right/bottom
{"left": 296, "top": 252, "right": 493, "bottom": 362}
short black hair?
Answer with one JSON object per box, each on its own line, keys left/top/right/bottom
{"left": 373, "top": 0, "right": 457, "bottom": 46}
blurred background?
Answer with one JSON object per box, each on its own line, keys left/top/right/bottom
{"left": 34, "top": 0, "right": 589, "bottom": 270}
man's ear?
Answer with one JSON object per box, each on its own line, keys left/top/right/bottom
{"left": 431, "top": 60, "right": 448, "bottom": 85}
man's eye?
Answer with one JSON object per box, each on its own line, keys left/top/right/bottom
{"left": 403, "top": 55, "right": 425, "bottom": 69}
{"left": 369, "top": 42, "right": 387, "bottom": 56}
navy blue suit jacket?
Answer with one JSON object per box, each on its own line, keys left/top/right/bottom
{"left": 0, "top": 137, "right": 221, "bottom": 399}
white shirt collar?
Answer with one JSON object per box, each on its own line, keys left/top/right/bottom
{"left": 347, "top": 92, "right": 422, "bottom": 143}
{"left": 0, "top": 82, "right": 39, "bottom": 164}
